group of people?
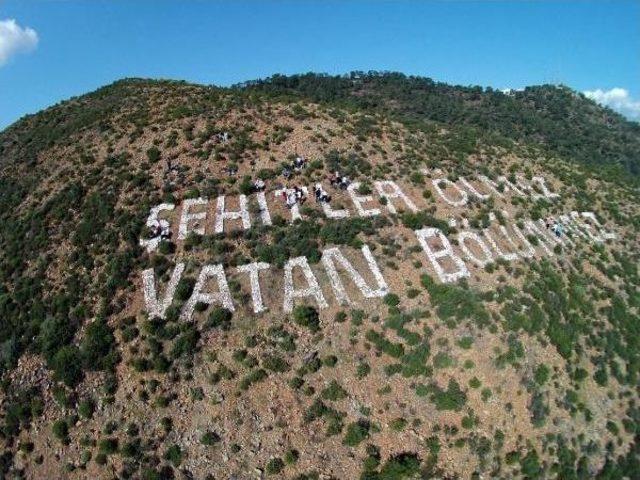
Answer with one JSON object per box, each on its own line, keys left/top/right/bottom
{"left": 282, "top": 186, "right": 307, "bottom": 209}
{"left": 214, "top": 131, "right": 230, "bottom": 143}
{"left": 314, "top": 183, "right": 331, "bottom": 203}
{"left": 248, "top": 155, "right": 350, "bottom": 208}
{"left": 282, "top": 155, "right": 308, "bottom": 179}
{"left": 329, "top": 171, "right": 351, "bottom": 189}
{"left": 294, "top": 155, "right": 306, "bottom": 171}
{"left": 545, "top": 217, "right": 564, "bottom": 237}
{"left": 253, "top": 179, "right": 266, "bottom": 192}
{"left": 149, "top": 219, "right": 171, "bottom": 241}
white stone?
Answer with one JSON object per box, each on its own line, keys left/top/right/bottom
{"left": 522, "top": 220, "right": 554, "bottom": 256}
{"left": 505, "top": 221, "right": 536, "bottom": 258}
{"left": 321, "top": 245, "right": 388, "bottom": 305}
{"left": 347, "top": 182, "right": 381, "bottom": 217}
{"left": 236, "top": 262, "right": 271, "bottom": 313}
{"left": 181, "top": 264, "right": 235, "bottom": 321}
{"left": 482, "top": 227, "right": 520, "bottom": 261}
{"left": 275, "top": 187, "right": 308, "bottom": 222}
{"left": 178, "top": 197, "right": 208, "bottom": 240}
{"left": 214, "top": 195, "right": 251, "bottom": 234}
{"left": 457, "top": 230, "right": 494, "bottom": 267}
{"left": 580, "top": 211, "right": 616, "bottom": 241}
{"left": 458, "top": 176, "right": 491, "bottom": 200}
{"left": 141, "top": 262, "right": 185, "bottom": 319}
{"left": 320, "top": 196, "right": 350, "bottom": 219}
{"left": 531, "top": 176, "right": 560, "bottom": 199}
{"left": 415, "top": 227, "right": 469, "bottom": 283}
{"left": 283, "top": 256, "right": 328, "bottom": 313}
{"left": 432, "top": 178, "right": 469, "bottom": 207}
{"left": 139, "top": 203, "right": 175, "bottom": 252}
{"left": 256, "top": 191, "right": 272, "bottom": 226}
{"left": 374, "top": 180, "right": 418, "bottom": 214}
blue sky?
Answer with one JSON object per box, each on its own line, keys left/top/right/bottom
{"left": 1, "top": 1, "right": 639, "bottom": 129}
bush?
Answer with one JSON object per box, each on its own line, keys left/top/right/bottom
{"left": 321, "top": 380, "right": 348, "bottom": 401}
{"left": 534, "top": 364, "right": 550, "bottom": 385}
{"left": 52, "top": 346, "right": 83, "bottom": 387}
{"left": 81, "top": 320, "right": 117, "bottom": 371}
{"left": 266, "top": 457, "right": 285, "bottom": 475}
{"left": 98, "top": 438, "right": 118, "bottom": 455}
{"left": 164, "top": 444, "right": 182, "bottom": 466}
{"left": 207, "top": 307, "right": 233, "bottom": 330}
{"left": 262, "top": 354, "right": 289, "bottom": 372}
{"left": 171, "top": 326, "right": 199, "bottom": 358}
{"left": 78, "top": 398, "right": 95, "bottom": 419}
{"left": 201, "top": 431, "right": 221, "bottom": 446}
{"left": 343, "top": 420, "right": 370, "bottom": 446}
{"left": 383, "top": 293, "right": 400, "bottom": 307}
{"left": 389, "top": 417, "right": 407, "bottom": 432}
{"left": 175, "top": 277, "right": 196, "bottom": 302}
{"left": 284, "top": 449, "right": 299, "bottom": 465}
{"left": 146, "top": 147, "right": 161, "bottom": 163}
{"left": 293, "top": 305, "right": 320, "bottom": 333}
{"left": 356, "top": 362, "right": 371, "bottom": 379}
{"left": 430, "top": 379, "right": 467, "bottom": 411}
{"left": 52, "top": 420, "right": 68, "bottom": 441}
{"left": 376, "top": 453, "right": 421, "bottom": 479}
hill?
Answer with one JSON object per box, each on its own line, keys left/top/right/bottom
{"left": 0, "top": 74, "right": 639, "bottom": 479}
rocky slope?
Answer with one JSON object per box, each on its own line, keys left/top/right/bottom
{"left": 0, "top": 75, "right": 639, "bottom": 479}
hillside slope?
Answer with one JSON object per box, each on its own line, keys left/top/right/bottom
{"left": 0, "top": 76, "right": 639, "bottom": 480}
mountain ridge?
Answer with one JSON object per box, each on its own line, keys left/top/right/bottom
{"left": 0, "top": 73, "right": 638, "bottom": 479}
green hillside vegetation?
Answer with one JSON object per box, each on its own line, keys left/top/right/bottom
{"left": 0, "top": 73, "right": 638, "bottom": 479}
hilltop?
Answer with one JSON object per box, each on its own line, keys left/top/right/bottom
{"left": 0, "top": 73, "right": 639, "bottom": 480}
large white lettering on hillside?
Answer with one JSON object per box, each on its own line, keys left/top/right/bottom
{"left": 137, "top": 167, "right": 618, "bottom": 323}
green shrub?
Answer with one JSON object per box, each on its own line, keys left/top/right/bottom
{"left": 175, "top": 277, "right": 195, "bottom": 301}
{"left": 52, "top": 346, "right": 83, "bottom": 387}
{"left": 389, "top": 417, "right": 407, "bottom": 432}
{"left": 146, "top": 146, "right": 161, "bottom": 163}
{"left": 534, "top": 364, "right": 550, "bottom": 385}
{"left": 430, "top": 379, "right": 467, "bottom": 411}
{"left": 201, "top": 431, "right": 221, "bottom": 445}
{"left": 383, "top": 293, "right": 400, "bottom": 307}
{"left": 343, "top": 420, "right": 370, "bottom": 447}
{"left": 98, "top": 438, "right": 118, "bottom": 455}
{"left": 284, "top": 449, "right": 299, "bottom": 465}
{"left": 164, "top": 444, "right": 182, "bottom": 466}
{"left": 262, "top": 354, "right": 289, "bottom": 372}
{"left": 356, "top": 362, "right": 371, "bottom": 379}
{"left": 52, "top": 420, "right": 68, "bottom": 441}
{"left": 293, "top": 305, "right": 320, "bottom": 333}
{"left": 321, "top": 380, "right": 348, "bottom": 401}
{"left": 266, "top": 457, "right": 285, "bottom": 475}
{"left": 208, "top": 307, "right": 233, "bottom": 330}
{"left": 78, "top": 398, "right": 95, "bottom": 419}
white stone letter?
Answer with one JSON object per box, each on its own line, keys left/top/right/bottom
{"left": 140, "top": 203, "right": 175, "bottom": 252}
{"left": 580, "top": 211, "right": 616, "bottom": 242}
{"left": 321, "top": 245, "right": 389, "bottom": 305}
{"left": 178, "top": 197, "right": 208, "bottom": 240}
{"left": 181, "top": 264, "right": 235, "bottom": 321}
{"left": 142, "top": 262, "right": 185, "bottom": 319}
{"left": 432, "top": 178, "right": 468, "bottom": 207}
{"left": 415, "top": 228, "right": 469, "bottom": 283}
{"left": 374, "top": 180, "right": 418, "bottom": 214}
{"left": 256, "top": 191, "right": 272, "bottom": 226}
{"left": 283, "top": 256, "right": 328, "bottom": 313}
{"left": 457, "top": 230, "right": 494, "bottom": 267}
{"left": 214, "top": 195, "right": 251, "bottom": 234}
{"left": 236, "top": 262, "right": 271, "bottom": 313}
{"left": 348, "top": 182, "right": 381, "bottom": 217}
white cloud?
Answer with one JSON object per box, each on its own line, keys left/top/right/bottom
{"left": 584, "top": 87, "right": 640, "bottom": 121}
{"left": 0, "top": 19, "right": 38, "bottom": 66}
